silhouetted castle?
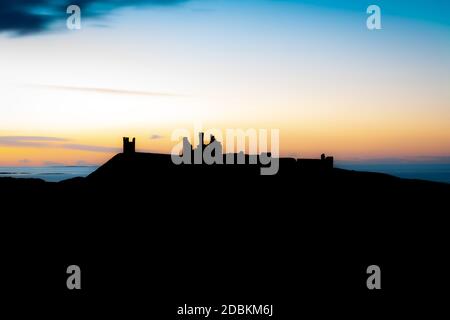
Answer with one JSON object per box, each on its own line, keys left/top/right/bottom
{"left": 182, "top": 132, "right": 223, "bottom": 159}
{"left": 123, "top": 137, "right": 135, "bottom": 154}
{"left": 122, "top": 135, "right": 333, "bottom": 169}
{"left": 297, "top": 153, "right": 334, "bottom": 171}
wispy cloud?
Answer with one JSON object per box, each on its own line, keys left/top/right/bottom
{"left": 0, "top": 136, "right": 68, "bottom": 142}
{"left": 150, "top": 134, "right": 164, "bottom": 140}
{"left": 75, "top": 160, "right": 97, "bottom": 166}
{"left": 62, "top": 143, "right": 121, "bottom": 153}
{"left": 0, "top": 136, "right": 68, "bottom": 147}
{"left": 0, "top": 135, "right": 120, "bottom": 153}
{"left": 18, "top": 159, "right": 31, "bottom": 165}
{"left": 0, "top": 0, "right": 190, "bottom": 35}
{"left": 43, "top": 161, "right": 65, "bottom": 167}
{"left": 30, "top": 84, "right": 187, "bottom": 97}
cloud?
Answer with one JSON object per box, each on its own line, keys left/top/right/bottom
{"left": 75, "top": 160, "right": 97, "bottom": 166}
{"left": 43, "top": 161, "right": 65, "bottom": 166}
{"left": 32, "top": 84, "right": 186, "bottom": 97}
{"left": 0, "top": 136, "right": 68, "bottom": 142}
{"left": 150, "top": 134, "right": 164, "bottom": 140}
{"left": 61, "top": 143, "right": 121, "bottom": 153}
{"left": 0, "top": 0, "right": 189, "bottom": 35}
{"left": 0, "top": 136, "right": 68, "bottom": 147}
{"left": 0, "top": 135, "right": 120, "bottom": 153}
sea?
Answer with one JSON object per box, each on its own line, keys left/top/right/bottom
{"left": 0, "top": 166, "right": 98, "bottom": 182}
{"left": 0, "top": 164, "right": 449, "bottom": 184}
{"left": 336, "top": 162, "right": 450, "bottom": 184}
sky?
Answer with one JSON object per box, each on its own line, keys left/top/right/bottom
{"left": 0, "top": 0, "right": 449, "bottom": 166}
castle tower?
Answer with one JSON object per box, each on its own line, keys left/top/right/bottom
{"left": 123, "top": 137, "right": 136, "bottom": 154}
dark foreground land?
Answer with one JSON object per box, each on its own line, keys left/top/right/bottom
{"left": 1, "top": 152, "right": 449, "bottom": 317}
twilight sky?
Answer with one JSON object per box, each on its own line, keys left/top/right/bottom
{"left": 0, "top": 0, "right": 449, "bottom": 166}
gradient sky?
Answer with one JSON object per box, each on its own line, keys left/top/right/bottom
{"left": 0, "top": 0, "right": 449, "bottom": 166}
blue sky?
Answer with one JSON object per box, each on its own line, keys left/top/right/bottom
{"left": 0, "top": 0, "right": 449, "bottom": 167}
{"left": 0, "top": 0, "right": 449, "bottom": 35}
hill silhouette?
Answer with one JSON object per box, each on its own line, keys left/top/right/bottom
{"left": 1, "top": 140, "right": 449, "bottom": 316}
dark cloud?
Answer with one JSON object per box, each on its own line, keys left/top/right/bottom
{"left": 0, "top": 0, "right": 189, "bottom": 35}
